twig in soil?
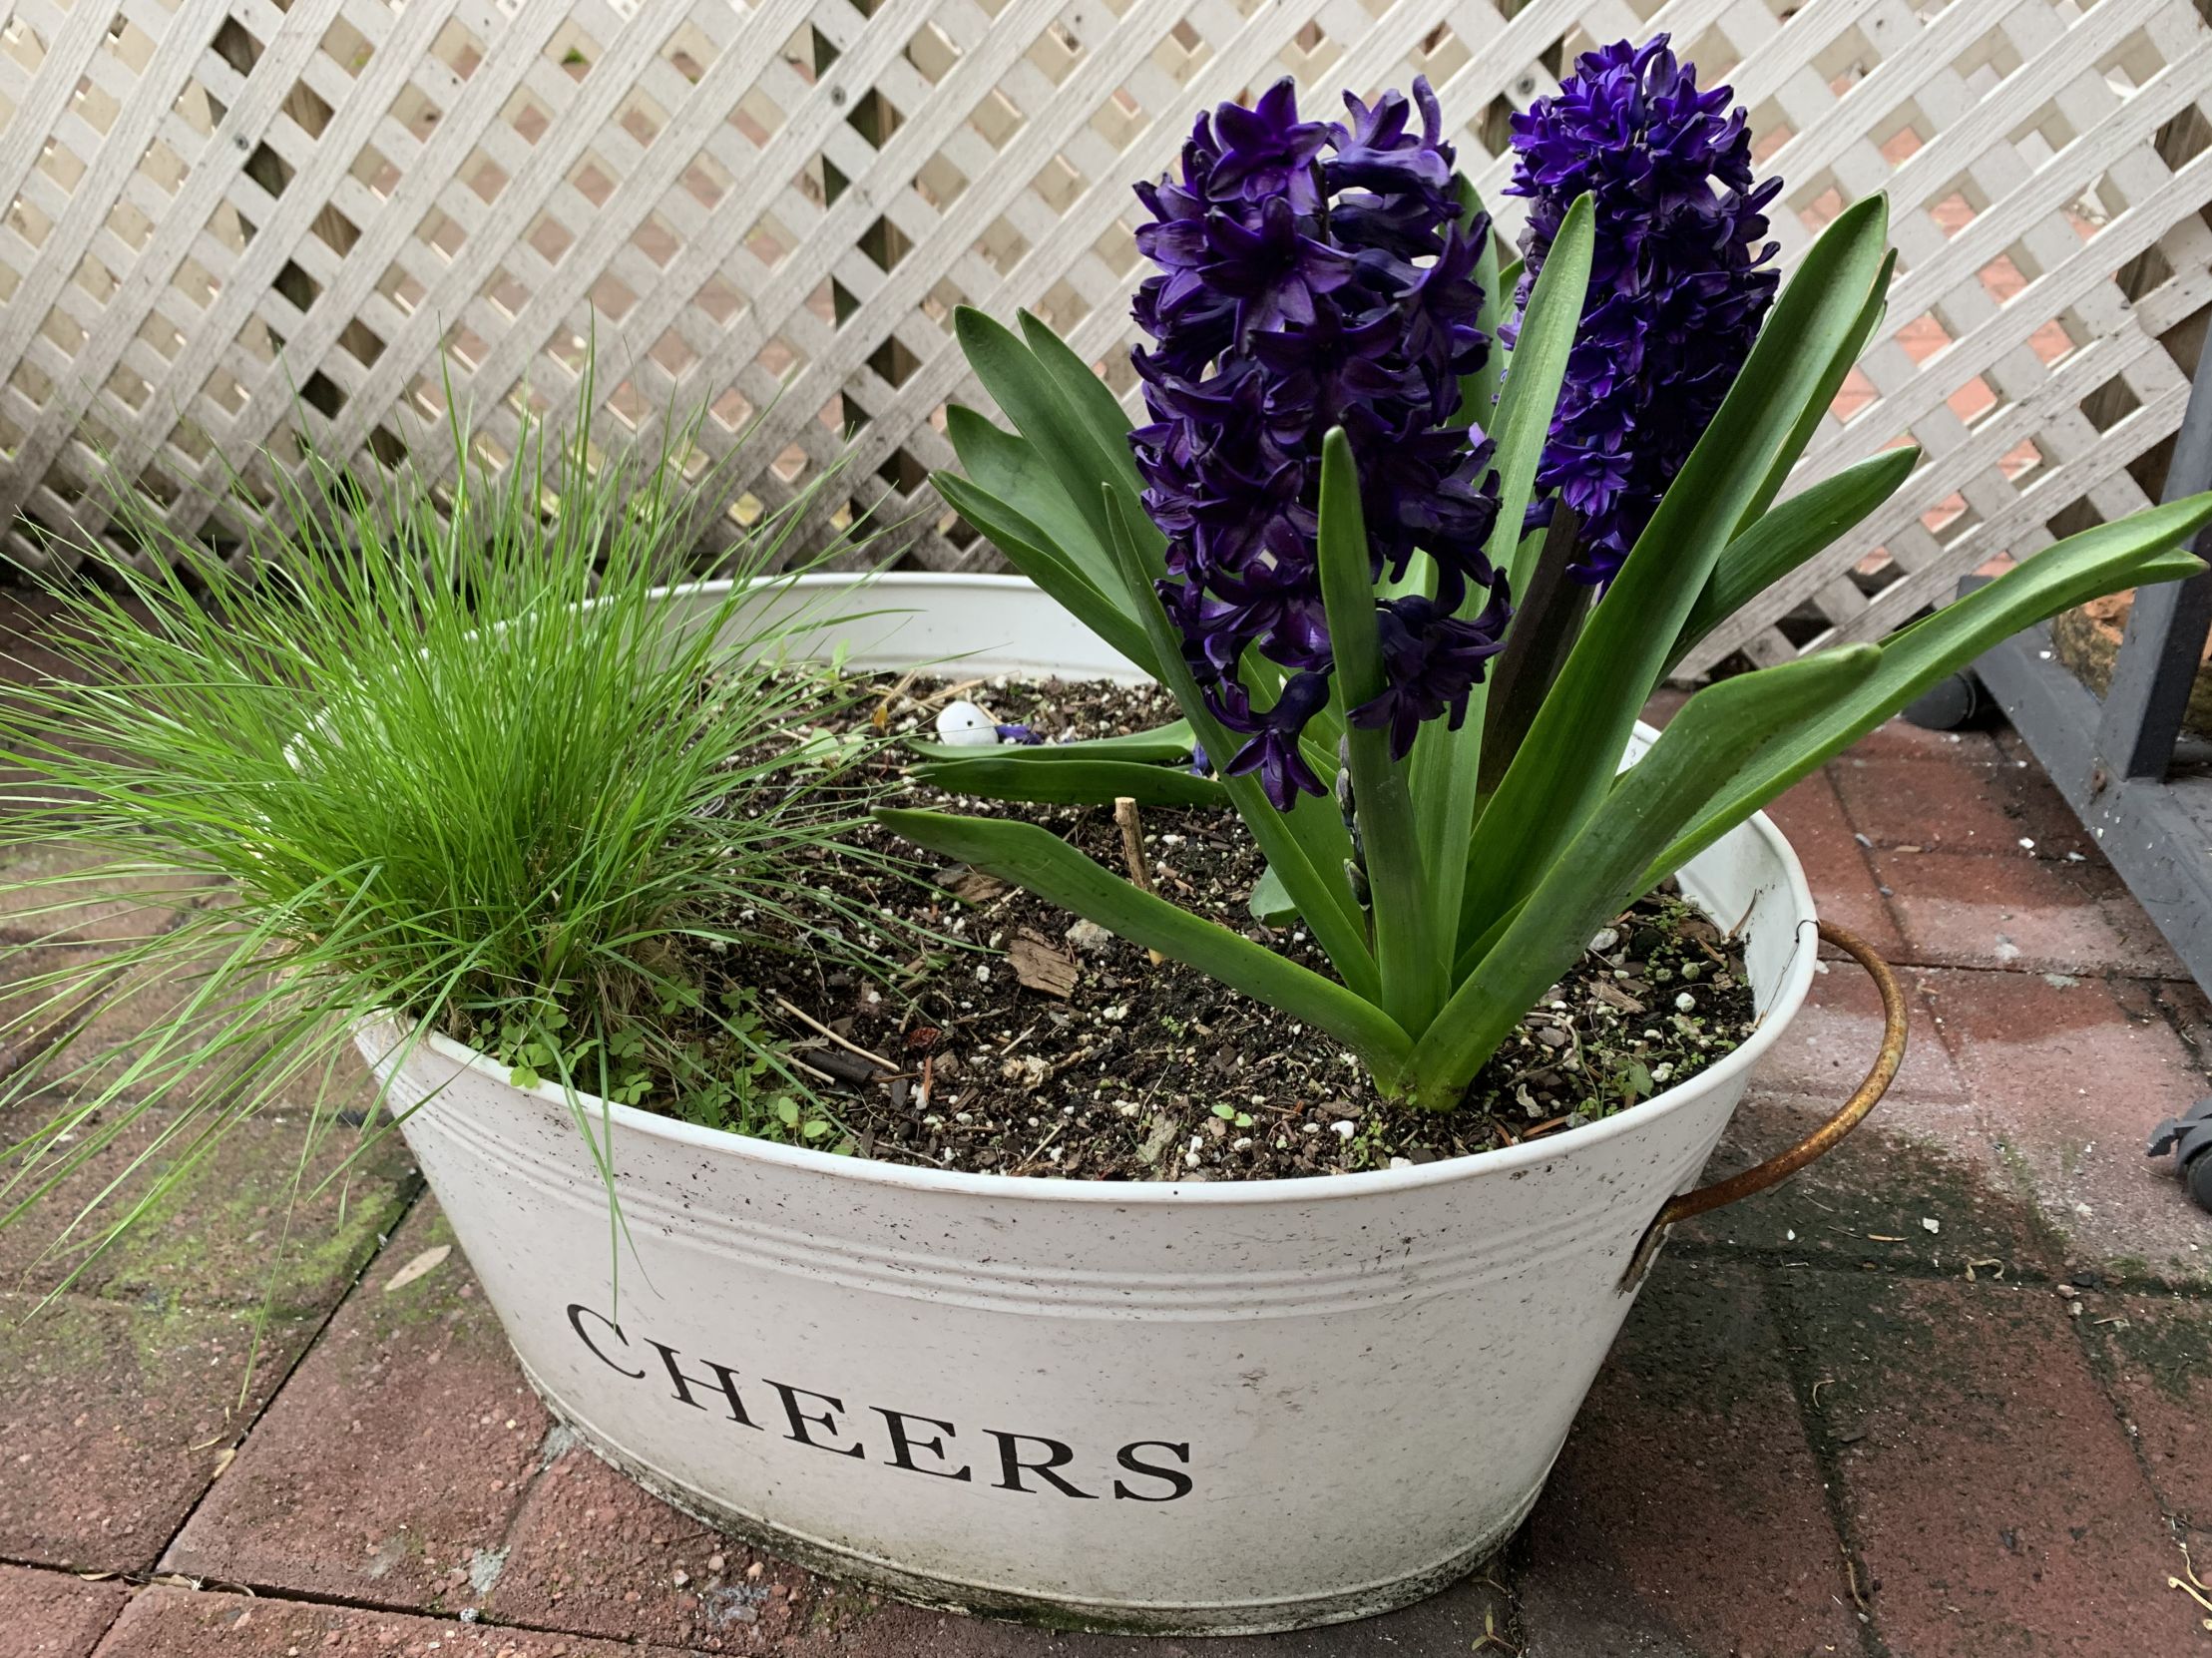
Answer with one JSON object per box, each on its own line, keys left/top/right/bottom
{"left": 869, "top": 670, "right": 920, "bottom": 725}
{"left": 772, "top": 992, "right": 898, "bottom": 1074}
{"left": 1016, "top": 1120, "right": 1067, "bottom": 1173}
{"left": 1044, "top": 1044, "right": 1098, "bottom": 1080}
{"left": 911, "top": 676, "right": 987, "bottom": 709}
{"left": 802, "top": 1044, "right": 890, "bottom": 1087}
{"left": 1112, "top": 796, "right": 1167, "bottom": 966}
{"left": 1843, "top": 1553, "right": 1868, "bottom": 1610}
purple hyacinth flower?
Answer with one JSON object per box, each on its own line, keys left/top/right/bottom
{"left": 1200, "top": 198, "right": 1359, "bottom": 341}
{"left": 1328, "top": 81, "right": 1454, "bottom": 202}
{"left": 1209, "top": 671, "right": 1332, "bottom": 810}
{"left": 1128, "top": 74, "right": 1510, "bottom": 799}
{"left": 1350, "top": 575, "right": 1514, "bottom": 759}
{"left": 1131, "top": 179, "right": 1214, "bottom": 315}
{"left": 1506, "top": 35, "right": 1782, "bottom": 584}
{"left": 1208, "top": 79, "right": 1333, "bottom": 212}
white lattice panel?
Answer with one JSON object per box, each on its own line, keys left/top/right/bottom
{"left": 0, "top": 0, "right": 2207, "bottom": 668}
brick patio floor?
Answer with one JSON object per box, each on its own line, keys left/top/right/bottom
{"left": 3, "top": 593, "right": 2210, "bottom": 1656}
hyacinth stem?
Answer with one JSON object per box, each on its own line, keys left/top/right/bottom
{"left": 1479, "top": 506, "right": 1589, "bottom": 798}
{"left": 1314, "top": 430, "right": 1447, "bottom": 1032}
{"left": 1333, "top": 762, "right": 1367, "bottom": 911}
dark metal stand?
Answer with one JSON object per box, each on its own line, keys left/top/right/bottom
{"left": 1970, "top": 327, "right": 2212, "bottom": 996}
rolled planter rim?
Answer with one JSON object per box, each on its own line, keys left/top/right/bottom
{"left": 376, "top": 569, "right": 1824, "bottom": 1209}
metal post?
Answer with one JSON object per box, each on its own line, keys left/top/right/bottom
{"left": 2096, "top": 325, "right": 2212, "bottom": 780}
{"left": 1970, "top": 317, "right": 2212, "bottom": 997}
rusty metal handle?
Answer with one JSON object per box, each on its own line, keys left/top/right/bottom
{"left": 1618, "top": 920, "right": 1908, "bottom": 1292}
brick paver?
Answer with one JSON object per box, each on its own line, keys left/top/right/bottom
{"left": 86, "top": 1585, "right": 704, "bottom": 1656}
{"left": 2080, "top": 1291, "right": 2212, "bottom": 1532}
{"left": 0, "top": 1563, "right": 125, "bottom": 1656}
{"left": 1874, "top": 848, "right": 2188, "bottom": 978}
{"left": 1776, "top": 1271, "right": 2198, "bottom": 1656}
{"left": 1751, "top": 955, "right": 1971, "bottom": 1113}
{"left": 0, "top": 842, "right": 211, "bottom": 951}
{"left": 0, "top": 1292, "right": 318, "bottom": 1572}
{"left": 1760, "top": 772, "right": 1908, "bottom": 964}
{"left": 485, "top": 1445, "right": 826, "bottom": 1652}
{"left": 1519, "top": 1260, "right": 1863, "bottom": 1657}
{"left": 1830, "top": 750, "right": 2094, "bottom": 860}
{"left": 0, "top": 1094, "right": 411, "bottom": 1314}
{"left": 4, "top": 686, "right": 2209, "bottom": 1655}
{"left": 162, "top": 1203, "right": 549, "bottom": 1613}
{"left": 814, "top": 1578, "right": 1519, "bottom": 1656}
{"left": 1834, "top": 719, "right": 2006, "bottom": 766}
{"left": 1680, "top": 1086, "right": 2058, "bottom": 1277}
{"left": 1921, "top": 968, "right": 2211, "bottom": 1286}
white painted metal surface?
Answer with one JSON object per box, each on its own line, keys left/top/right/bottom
{"left": 355, "top": 576, "right": 1822, "bottom": 1633}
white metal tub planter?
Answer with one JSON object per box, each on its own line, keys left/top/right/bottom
{"left": 358, "top": 43, "right": 2212, "bottom": 1632}
{"left": 8, "top": 37, "right": 2211, "bottom": 1642}
{"left": 362, "top": 573, "right": 1905, "bottom": 1636}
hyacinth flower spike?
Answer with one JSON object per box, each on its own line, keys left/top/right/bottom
{"left": 1508, "top": 34, "right": 1786, "bottom": 587}
{"left": 890, "top": 56, "right": 2212, "bottom": 1111}
{"left": 1473, "top": 35, "right": 1799, "bottom": 788}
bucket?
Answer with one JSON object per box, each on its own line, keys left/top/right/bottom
{"left": 358, "top": 574, "right": 1900, "bottom": 1634}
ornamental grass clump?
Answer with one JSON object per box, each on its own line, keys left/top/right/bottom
{"left": 891, "top": 40, "right": 2212, "bottom": 1113}
{"left": 0, "top": 400, "right": 886, "bottom": 1288}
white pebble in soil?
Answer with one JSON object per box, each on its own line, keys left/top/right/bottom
{"left": 1066, "top": 919, "right": 1113, "bottom": 954}
{"left": 935, "top": 699, "right": 1000, "bottom": 747}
